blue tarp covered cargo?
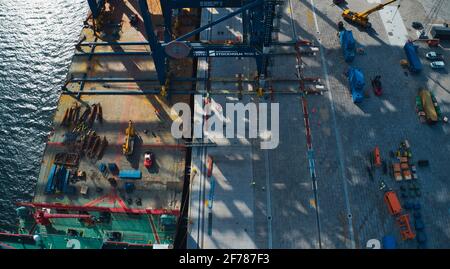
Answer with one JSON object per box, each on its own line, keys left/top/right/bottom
{"left": 404, "top": 42, "right": 422, "bottom": 73}
{"left": 56, "top": 166, "right": 67, "bottom": 192}
{"left": 61, "top": 167, "right": 71, "bottom": 194}
{"left": 125, "top": 182, "right": 135, "bottom": 193}
{"left": 340, "top": 30, "right": 356, "bottom": 62}
{"left": 45, "top": 164, "right": 58, "bottom": 194}
{"left": 347, "top": 67, "right": 365, "bottom": 103}
{"left": 119, "top": 170, "right": 142, "bottom": 179}
{"left": 382, "top": 235, "right": 396, "bottom": 249}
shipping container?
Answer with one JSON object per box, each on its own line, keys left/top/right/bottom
{"left": 404, "top": 42, "right": 422, "bottom": 73}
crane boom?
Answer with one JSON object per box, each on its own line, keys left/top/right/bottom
{"left": 360, "top": 0, "right": 397, "bottom": 17}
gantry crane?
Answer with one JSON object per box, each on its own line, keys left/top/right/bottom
{"left": 79, "top": 0, "right": 280, "bottom": 93}
{"left": 342, "top": 0, "right": 397, "bottom": 28}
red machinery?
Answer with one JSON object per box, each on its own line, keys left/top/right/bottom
{"left": 396, "top": 214, "right": 416, "bottom": 240}
{"left": 373, "top": 146, "right": 382, "bottom": 167}
{"left": 34, "top": 210, "right": 93, "bottom": 226}
{"left": 144, "top": 151, "right": 154, "bottom": 169}
{"left": 207, "top": 156, "right": 214, "bottom": 177}
{"left": 371, "top": 76, "right": 383, "bottom": 96}
{"left": 413, "top": 38, "right": 440, "bottom": 47}
{"left": 384, "top": 191, "right": 402, "bottom": 215}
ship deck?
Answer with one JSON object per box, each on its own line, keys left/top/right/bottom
{"left": 34, "top": 0, "right": 192, "bottom": 211}
{"left": 0, "top": 210, "right": 175, "bottom": 249}
{"left": 18, "top": 0, "right": 196, "bottom": 248}
{"left": 0, "top": 207, "right": 175, "bottom": 249}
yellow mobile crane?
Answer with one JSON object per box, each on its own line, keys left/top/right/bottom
{"left": 342, "top": 0, "right": 397, "bottom": 28}
{"left": 122, "top": 120, "right": 136, "bottom": 156}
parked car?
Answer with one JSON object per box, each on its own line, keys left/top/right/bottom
{"left": 425, "top": 51, "right": 444, "bottom": 61}
{"left": 412, "top": 21, "right": 423, "bottom": 30}
{"left": 144, "top": 152, "right": 154, "bottom": 168}
{"left": 333, "top": 0, "right": 345, "bottom": 4}
{"left": 430, "top": 61, "right": 445, "bottom": 69}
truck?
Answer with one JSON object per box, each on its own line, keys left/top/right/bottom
{"left": 347, "top": 67, "right": 365, "bottom": 103}
{"left": 403, "top": 41, "right": 422, "bottom": 73}
{"left": 333, "top": 0, "right": 345, "bottom": 4}
{"left": 339, "top": 30, "right": 356, "bottom": 62}
{"left": 418, "top": 89, "right": 439, "bottom": 124}
{"left": 431, "top": 25, "right": 450, "bottom": 40}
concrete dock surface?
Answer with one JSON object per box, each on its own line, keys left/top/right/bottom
{"left": 188, "top": 0, "right": 450, "bottom": 249}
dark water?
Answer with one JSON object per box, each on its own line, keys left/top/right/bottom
{"left": 0, "top": 0, "right": 87, "bottom": 232}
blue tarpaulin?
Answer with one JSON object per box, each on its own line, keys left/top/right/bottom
{"left": 125, "top": 182, "right": 135, "bottom": 193}
{"left": 348, "top": 67, "right": 365, "bottom": 103}
{"left": 340, "top": 30, "right": 356, "bottom": 62}
{"left": 382, "top": 236, "right": 396, "bottom": 249}
{"left": 108, "top": 163, "right": 119, "bottom": 174}
{"left": 45, "top": 164, "right": 58, "bottom": 194}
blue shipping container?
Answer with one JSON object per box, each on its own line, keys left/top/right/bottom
{"left": 119, "top": 170, "right": 142, "bottom": 179}
{"left": 404, "top": 42, "right": 422, "bottom": 73}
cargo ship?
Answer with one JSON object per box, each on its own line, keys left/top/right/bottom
{"left": 0, "top": 0, "right": 196, "bottom": 249}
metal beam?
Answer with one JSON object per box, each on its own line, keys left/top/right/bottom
{"left": 160, "top": 0, "right": 174, "bottom": 42}
{"left": 17, "top": 202, "right": 180, "bottom": 216}
{"left": 165, "top": 0, "right": 245, "bottom": 8}
{"left": 69, "top": 78, "right": 159, "bottom": 83}
{"left": 87, "top": 0, "right": 105, "bottom": 19}
{"left": 68, "top": 77, "right": 197, "bottom": 83}
{"left": 78, "top": 41, "right": 150, "bottom": 46}
{"left": 188, "top": 43, "right": 260, "bottom": 57}
{"left": 63, "top": 89, "right": 319, "bottom": 96}
{"left": 138, "top": 0, "right": 167, "bottom": 84}
{"left": 74, "top": 51, "right": 152, "bottom": 57}
{"left": 63, "top": 90, "right": 192, "bottom": 95}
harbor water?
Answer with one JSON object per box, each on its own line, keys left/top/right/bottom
{"left": 0, "top": 0, "right": 87, "bottom": 231}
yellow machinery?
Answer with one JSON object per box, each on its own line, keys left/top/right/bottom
{"left": 419, "top": 89, "right": 438, "bottom": 123}
{"left": 122, "top": 120, "right": 136, "bottom": 156}
{"left": 342, "top": 0, "right": 397, "bottom": 28}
